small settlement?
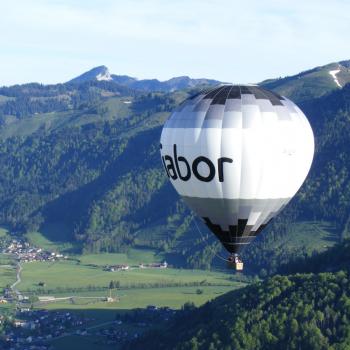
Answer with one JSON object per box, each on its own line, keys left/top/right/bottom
{"left": 4, "top": 239, "right": 68, "bottom": 263}
{"left": 0, "top": 306, "right": 177, "bottom": 349}
{"left": 0, "top": 235, "right": 176, "bottom": 348}
{"left": 104, "top": 261, "right": 168, "bottom": 272}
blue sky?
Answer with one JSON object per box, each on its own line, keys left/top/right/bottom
{"left": 1, "top": 0, "right": 350, "bottom": 86}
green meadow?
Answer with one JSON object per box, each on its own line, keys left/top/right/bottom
{"left": 18, "top": 258, "right": 238, "bottom": 292}
{"left": 0, "top": 224, "right": 244, "bottom": 312}
{"left": 41, "top": 285, "right": 240, "bottom": 310}
{"left": 14, "top": 246, "right": 244, "bottom": 310}
{"left": 0, "top": 253, "right": 16, "bottom": 293}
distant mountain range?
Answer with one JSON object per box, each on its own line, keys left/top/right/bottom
{"left": 68, "top": 65, "right": 222, "bottom": 92}
{"left": 67, "top": 60, "right": 350, "bottom": 97}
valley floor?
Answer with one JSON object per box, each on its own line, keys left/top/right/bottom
{"left": 0, "top": 248, "right": 244, "bottom": 350}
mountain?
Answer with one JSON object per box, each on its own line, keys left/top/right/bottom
{"left": 68, "top": 58, "right": 350, "bottom": 98}
{"left": 69, "top": 65, "right": 222, "bottom": 92}
{"left": 128, "top": 241, "right": 350, "bottom": 350}
{"left": 260, "top": 60, "right": 350, "bottom": 102}
{"left": 68, "top": 65, "right": 113, "bottom": 83}
{"left": 0, "top": 60, "right": 349, "bottom": 271}
{"left": 0, "top": 80, "right": 196, "bottom": 264}
{"left": 117, "top": 75, "right": 223, "bottom": 92}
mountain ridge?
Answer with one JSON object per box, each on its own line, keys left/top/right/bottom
{"left": 68, "top": 65, "right": 222, "bottom": 92}
{"left": 260, "top": 59, "right": 350, "bottom": 102}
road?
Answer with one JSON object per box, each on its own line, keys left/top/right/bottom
{"left": 10, "top": 260, "right": 23, "bottom": 299}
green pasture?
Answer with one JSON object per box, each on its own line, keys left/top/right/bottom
{"left": 39, "top": 285, "right": 240, "bottom": 310}
{"left": 78, "top": 249, "right": 164, "bottom": 266}
{"left": 101, "top": 96, "right": 131, "bottom": 119}
{"left": 0, "top": 254, "right": 16, "bottom": 292}
{"left": 18, "top": 259, "right": 235, "bottom": 292}
{"left": 0, "top": 264, "right": 16, "bottom": 291}
{"left": 0, "top": 227, "right": 9, "bottom": 238}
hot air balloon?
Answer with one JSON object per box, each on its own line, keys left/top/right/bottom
{"left": 160, "top": 85, "right": 314, "bottom": 270}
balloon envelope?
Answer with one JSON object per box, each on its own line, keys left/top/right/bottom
{"left": 160, "top": 85, "right": 314, "bottom": 254}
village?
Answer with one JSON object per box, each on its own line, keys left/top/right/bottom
{"left": 3, "top": 239, "right": 68, "bottom": 264}
{"left": 104, "top": 261, "right": 168, "bottom": 272}
{"left": 0, "top": 237, "right": 69, "bottom": 305}
{"left": 0, "top": 235, "right": 178, "bottom": 348}
{"left": 0, "top": 305, "right": 177, "bottom": 349}
{"left": 0, "top": 309, "right": 90, "bottom": 349}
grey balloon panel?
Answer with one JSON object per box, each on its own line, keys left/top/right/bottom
{"left": 274, "top": 105, "right": 292, "bottom": 121}
{"left": 164, "top": 90, "right": 300, "bottom": 129}
{"left": 224, "top": 99, "right": 242, "bottom": 112}
{"left": 222, "top": 111, "right": 242, "bottom": 128}
{"left": 202, "top": 119, "right": 223, "bottom": 128}
{"left": 241, "top": 94, "right": 256, "bottom": 105}
{"left": 254, "top": 99, "right": 275, "bottom": 113}
{"left": 205, "top": 105, "right": 226, "bottom": 120}
{"left": 242, "top": 105, "right": 260, "bottom": 128}
{"left": 193, "top": 99, "right": 212, "bottom": 112}
{"left": 203, "top": 217, "right": 268, "bottom": 254}
{"left": 182, "top": 196, "right": 289, "bottom": 230}
{"left": 281, "top": 98, "right": 298, "bottom": 113}
{"left": 253, "top": 198, "right": 291, "bottom": 231}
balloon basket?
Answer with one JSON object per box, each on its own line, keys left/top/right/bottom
{"left": 227, "top": 256, "right": 244, "bottom": 271}
{"left": 227, "top": 262, "right": 244, "bottom": 271}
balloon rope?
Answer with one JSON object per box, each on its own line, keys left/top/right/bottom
{"left": 192, "top": 216, "right": 230, "bottom": 262}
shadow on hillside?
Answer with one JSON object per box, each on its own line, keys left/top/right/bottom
{"left": 36, "top": 126, "right": 163, "bottom": 249}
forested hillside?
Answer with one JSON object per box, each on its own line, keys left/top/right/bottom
{"left": 130, "top": 271, "right": 350, "bottom": 350}
{"left": 0, "top": 78, "right": 210, "bottom": 267}
{"left": 279, "top": 239, "right": 350, "bottom": 275}
{"left": 0, "top": 63, "right": 350, "bottom": 272}
{"left": 129, "top": 240, "right": 350, "bottom": 350}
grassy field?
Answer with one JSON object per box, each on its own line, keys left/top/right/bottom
{"left": 78, "top": 249, "right": 164, "bottom": 266}
{"left": 40, "top": 285, "right": 240, "bottom": 310}
{"left": 0, "top": 227, "right": 17, "bottom": 295}
{"left": 42, "top": 284, "right": 242, "bottom": 350}
{"left": 19, "top": 259, "right": 236, "bottom": 292}
{"left": 0, "top": 253, "right": 16, "bottom": 293}
{"left": 5, "top": 222, "right": 244, "bottom": 313}
{"left": 15, "top": 250, "right": 243, "bottom": 311}
{"left": 0, "top": 227, "right": 9, "bottom": 238}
